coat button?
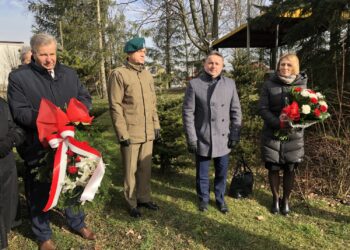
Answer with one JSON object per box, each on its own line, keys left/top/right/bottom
{"left": 211, "top": 119, "right": 215, "bottom": 122}
{"left": 221, "top": 104, "right": 224, "bottom": 107}
{"left": 222, "top": 119, "right": 224, "bottom": 122}
{"left": 222, "top": 134, "right": 225, "bottom": 136}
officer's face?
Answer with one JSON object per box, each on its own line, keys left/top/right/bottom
{"left": 204, "top": 54, "right": 224, "bottom": 78}
{"left": 33, "top": 42, "right": 57, "bottom": 70}
{"left": 128, "top": 48, "right": 146, "bottom": 65}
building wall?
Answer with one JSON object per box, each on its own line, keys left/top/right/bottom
{"left": 0, "top": 41, "right": 23, "bottom": 97}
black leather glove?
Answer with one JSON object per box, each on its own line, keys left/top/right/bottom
{"left": 8, "top": 125, "right": 25, "bottom": 147}
{"left": 0, "top": 137, "right": 13, "bottom": 158}
{"left": 154, "top": 129, "right": 160, "bottom": 140}
{"left": 187, "top": 141, "right": 197, "bottom": 154}
{"left": 227, "top": 139, "right": 238, "bottom": 149}
{"left": 120, "top": 139, "right": 130, "bottom": 147}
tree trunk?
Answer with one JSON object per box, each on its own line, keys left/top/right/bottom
{"left": 212, "top": 0, "right": 219, "bottom": 41}
{"left": 97, "top": 0, "right": 108, "bottom": 99}
{"left": 165, "top": 0, "right": 172, "bottom": 88}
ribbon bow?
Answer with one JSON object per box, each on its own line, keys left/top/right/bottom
{"left": 36, "top": 98, "right": 105, "bottom": 212}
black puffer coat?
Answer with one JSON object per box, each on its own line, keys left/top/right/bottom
{"left": 258, "top": 73, "right": 307, "bottom": 164}
{"left": 7, "top": 60, "right": 92, "bottom": 164}
{"left": 0, "top": 98, "right": 24, "bottom": 249}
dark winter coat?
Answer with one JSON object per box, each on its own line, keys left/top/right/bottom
{"left": 7, "top": 60, "right": 92, "bottom": 164}
{"left": 258, "top": 73, "right": 307, "bottom": 164}
{"left": 0, "top": 98, "right": 24, "bottom": 249}
{"left": 183, "top": 73, "right": 242, "bottom": 157}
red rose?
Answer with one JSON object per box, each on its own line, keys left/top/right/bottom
{"left": 294, "top": 87, "right": 302, "bottom": 92}
{"left": 320, "top": 105, "right": 328, "bottom": 112}
{"left": 66, "top": 149, "right": 74, "bottom": 157}
{"left": 310, "top": 98, "right": 318, "bottom": 104}
{"left": 75, "top": 156, "right": 82, "bottom": 162}
{"left": 67, "top": 165, "right": 78, "bottom": 175}
{"left": 314, "top": 108, "right": 321, "bottom": 117}
{"left": 308, "top": 89, "right": 316, "bottom": 94}
{"left": 282, "top": 101, "right": 300, "bottom": 121}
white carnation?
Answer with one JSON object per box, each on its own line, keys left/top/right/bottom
{"left": 302, "top": 105, "right": 311, "bottom": 114}
{"left": 319, "top": 100, "right": 328, "bottom": 107}
{"left": 316, "top": 92, "right": 324, "bottom": 99}
{"left": 301, "top": 89, "right": 310, "bottom": 97}
{"left": 309, "top": 93, "right": 318, "bottom": 99}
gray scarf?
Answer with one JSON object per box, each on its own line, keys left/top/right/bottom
{"left": 277, "top": 73, "right": 297, "bottom": 84}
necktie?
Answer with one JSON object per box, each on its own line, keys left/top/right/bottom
{"left": 48, "top": 70, "right": 55, "bottom": 78}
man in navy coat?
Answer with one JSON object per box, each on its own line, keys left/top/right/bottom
{"left": 182, "top": 51, "right": 242, "bottom": 213}
{"left": 8, "top": 33, "right": 95, "bottom": 250}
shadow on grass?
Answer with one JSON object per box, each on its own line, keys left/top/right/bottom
{"left": 103, "top": 168, "right": 294, "bottom": 249}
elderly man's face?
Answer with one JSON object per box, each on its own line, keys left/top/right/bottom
{"left": 33, "top": 42, "right": 57, "bottom": 70}
{"left": 128, "top": 48, "right": 146, "bottom": 65}
{"left": 204, "top": 54, "right": 224, "bottom": 78}
{"left": 22, "top": 51, "right": 32, "bottom": 65}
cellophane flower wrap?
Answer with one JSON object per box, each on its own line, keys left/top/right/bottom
{"left": 276, "top": 86, "right": 331, "bottom": 140}
{"left": 34, "top": 98, "right": 105, "bottom": 211}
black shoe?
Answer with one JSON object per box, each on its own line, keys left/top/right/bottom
{"left": 199, "top": 201, "right": 208, "bottom": 212}
{"left": 217, "top": 202, "right": 229, "bottom": 214}
{"left": 137, "top": 201, "right": 159, "bottom": 210}
{"left": 130, "top": 208, "right": 141, "bottom": 218}
{"left": 271, "top": 198, "right": 280, "bottom": 214}
{"left": 281, "top": 199, "right": 290, "bottom": 216}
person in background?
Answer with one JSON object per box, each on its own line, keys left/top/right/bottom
{"left": 20, "top": 45, "right": 32, "bottom": 65}
{"left": 258, "top": 53, "right": 307, "bottom": 215}
{"left": 0, "top": 97, "right": 24, "bottom": 250}
{"left": 182, "top": 51, "right": 242, "bottom": 214}
{"left": 7, "top": 33, "right": 95, "bottom": 250}
{"left": 108, "top": 37, "right": 161, "bottom": 218}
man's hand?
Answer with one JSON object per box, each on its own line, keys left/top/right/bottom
{"left": 0, "top": 137, "right": 13, "bottom": 158}
{"left": 154, "top": 129, "right": 160, "bottom": 140}
{"left": 227, "top": 139, "right": 238, "bottom": 149}
{"left": 187, "top": 141, "right": 197, "bottom": 154}
{"left": 120, "top": 139, "right": 130, "bottom": 147}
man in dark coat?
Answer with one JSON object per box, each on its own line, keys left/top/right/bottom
{"left": 0, "top": 97, "right": 24, "bottom": 250}
{"left": 183, "top": 51, "right": 242, "bottom": 213}
{"left": 7, "top": 33, "right": 95, "bottom": 250}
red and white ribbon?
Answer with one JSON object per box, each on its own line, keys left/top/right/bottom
{"left": 43, "top": 126, "right": 105, "bottom": 212}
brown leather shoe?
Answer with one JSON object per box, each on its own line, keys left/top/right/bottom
{"left": 39, "top": 239, "right": 56, "bottom": 250}
{"left": 78, "top": 227, "right": 96, "bottom": 240}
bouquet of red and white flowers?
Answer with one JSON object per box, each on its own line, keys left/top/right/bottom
{"left": 276, "top": 86, "right": 331, "bottom": 140}
{"left": 34, "top": 98, "right": 105, "bottom": 211}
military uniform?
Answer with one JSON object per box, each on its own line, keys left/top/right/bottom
{"left": 108, "top": 38, "right": 160, "bottom": 211}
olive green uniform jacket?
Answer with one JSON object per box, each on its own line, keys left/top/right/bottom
{"left": 108, "top": 61, "right": 160, "bottom": 143}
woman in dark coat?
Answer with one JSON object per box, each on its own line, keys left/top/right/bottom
{"left": 0, "top": 97, "right": 24, "bottom": 249}
{"left": 258, "top": 53, "right": 307, "bottom": 215}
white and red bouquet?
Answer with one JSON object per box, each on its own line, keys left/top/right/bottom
{"left": 277, "top": 87, "right": 331, "bottom": 140}
{"left": 34, "top": 98, "right": 105, "bottom": 211}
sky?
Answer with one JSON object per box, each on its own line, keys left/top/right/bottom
{"left": 0, "top": 0, "right": 34, "bottom": 44}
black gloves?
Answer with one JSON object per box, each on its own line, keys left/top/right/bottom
{"left": 120, "top": 139, "right": 130, "bottom": 147}
{"left": 154, "top": 129, "right": 160, "bottom": 140}
{"left": 0, "top": 136, "right": 13, "bottom": 158}
{"left": 187, "top": 141, "right": 197, "bottom": 154}
{"left": 228, "top": 139, "right": 238, "bottom": 149}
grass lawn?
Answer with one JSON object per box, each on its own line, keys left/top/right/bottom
{"left": 8, "top": 98, "right": 350, "bottom": 250}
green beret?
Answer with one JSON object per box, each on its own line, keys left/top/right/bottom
{"left": 124, "top": 37, "right": 146, "bottom": 53}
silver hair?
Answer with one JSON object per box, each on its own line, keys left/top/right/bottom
{"left": 30, "top": 33, "right": 57, "bottom": 53}
{"left": 206, "top": 50, "right": 224, "bottom": 60}
{"left": 20, "top": 45, "right": 32, "bottom": 63}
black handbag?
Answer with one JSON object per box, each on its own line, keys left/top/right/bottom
{"left": 228, "top": 154, "right": 254, "bottom": 199}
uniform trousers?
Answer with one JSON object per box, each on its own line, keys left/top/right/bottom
{"left": 121, "top": 140, "right": 153, "bottom": 209}
{"left": 24, "top": 165, "right": 85, "bottom": 242}
{"left": 196, "top": 154, "right": 229, "bottom": 205}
